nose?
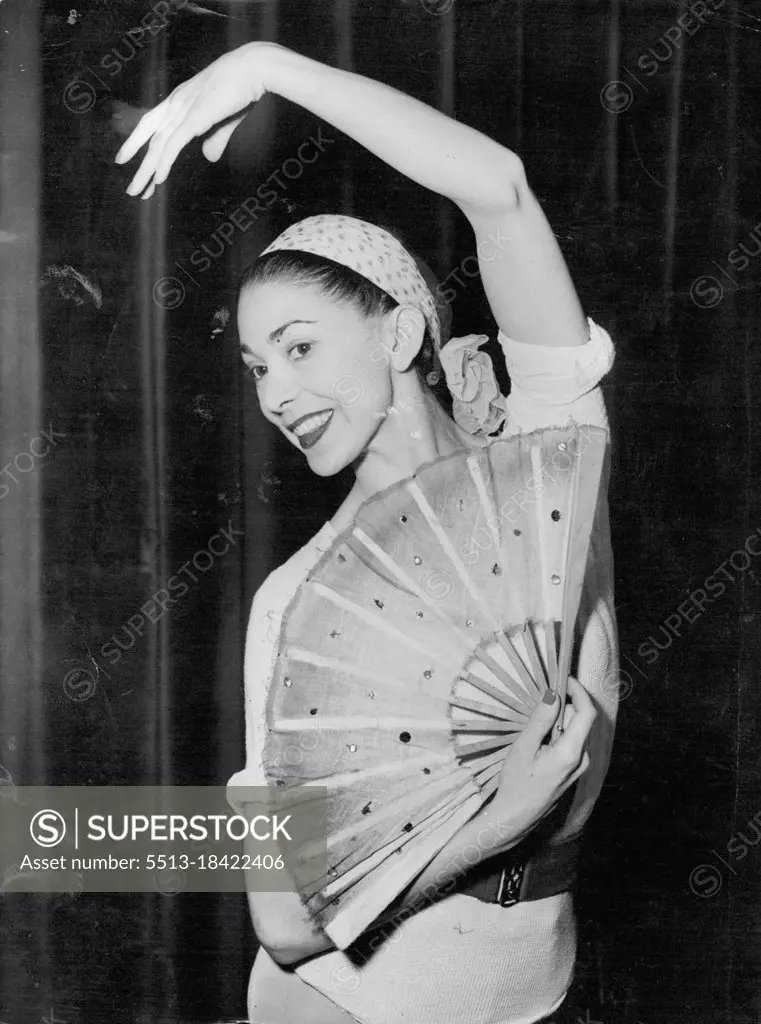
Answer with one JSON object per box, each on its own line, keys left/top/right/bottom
{"left": 259, "top": 361, "right": 299, "bottom": 417}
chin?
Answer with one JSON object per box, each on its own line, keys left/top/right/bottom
{"left": 296, "top": 417, "right": 378, "bottom": 478}
{"left": 302, "top": 447, "right": 353, "bottom": 478}
{"left": 303, "top": 434, "right": 372, "bottom": 477}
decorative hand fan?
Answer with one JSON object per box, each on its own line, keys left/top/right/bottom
{"left": 264, "top": 424, "right": 607, "bottom": 950}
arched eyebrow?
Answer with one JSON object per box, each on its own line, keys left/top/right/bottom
{"left": 240, "top": 319, "right": 318, "bottom": 358}
{"left": 269, "top": 319, "right": 318, "bottom": 343}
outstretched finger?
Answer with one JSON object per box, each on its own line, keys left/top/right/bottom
{"left": 126, "top": 138, "right": 166, "bottom": 197}
{"left": 202, "top": 115, "right": 246, "bottom": 163}
{"left": 115, "top": 98, "right": 173, "bottom": 165}
{"left": 152, "top": 119, "right": 203, "bottom": 187}
{"left": 126, "top": 107, "right": 191, "bottom": 196}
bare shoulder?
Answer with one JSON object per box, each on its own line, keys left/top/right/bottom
{"left": 252, "top": 525, "right": 335, "bottom": 617}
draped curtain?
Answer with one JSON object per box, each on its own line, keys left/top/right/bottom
{"left": 1, "top": 2, "right": 758, "bottom": 1022}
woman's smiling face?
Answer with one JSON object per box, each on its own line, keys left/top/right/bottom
{"left": 238, "top": 279, "right": 394, "bottom": 477}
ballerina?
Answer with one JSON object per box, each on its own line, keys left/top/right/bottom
{"left": 116, "top": 40, "right": 619, "bottom": 1024}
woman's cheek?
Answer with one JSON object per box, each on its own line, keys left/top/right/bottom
{"left": 332, "top": 374, "right": 366, "bottom": 410}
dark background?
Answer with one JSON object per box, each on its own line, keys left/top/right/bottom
{"left": 1, "top": 0, "right": 760, "bottom": 1021}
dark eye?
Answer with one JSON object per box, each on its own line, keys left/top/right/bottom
{"left": 291, "top": 342, "right": 313, "bottom": 360}
{"left": 247, "top": 365, "right": 266, "bottom": 383}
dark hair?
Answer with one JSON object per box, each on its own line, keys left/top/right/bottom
{"left": 240, "top": 249, "right": 449, "bottom": 403}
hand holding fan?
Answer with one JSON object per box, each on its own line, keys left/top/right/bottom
{"left": 264, "top": 424, "right": 607, "bottom": 949}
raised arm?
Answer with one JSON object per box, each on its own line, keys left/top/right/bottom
{"left": 116, "top": 41, "right": 588, "bottom": 348}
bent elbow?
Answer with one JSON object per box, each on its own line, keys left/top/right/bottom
{"left": 503, "top": 154, "right": 528, "bottom": 210}
{"left": 248, "top": 893, "right": 334, "bottom": 965}
{"left": 256, "top": 928, "right": 334, "bottom": 966}
{"left": 460, "top": 154, "right": 527, "bottom": 221}
{"left": 258, "top": 935, "right": 309, "bottom": 966}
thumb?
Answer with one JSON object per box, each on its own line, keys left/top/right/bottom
{"left": 202, "top": 116, "right": 245, "bottom": 163}
{"left": 520, "top": 689, "right": 561, "bottom": 749}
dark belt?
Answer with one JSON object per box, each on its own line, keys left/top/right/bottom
{"left": 452, "top": 832, "right": 583, "bottom": 907}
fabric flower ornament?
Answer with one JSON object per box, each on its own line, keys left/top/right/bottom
{"left": 438, "top": 334, "right": 508, "bottom": 435}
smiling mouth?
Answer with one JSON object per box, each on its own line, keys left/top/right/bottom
{"left": 293, "top": 410, "right": 334, "bottom": 450}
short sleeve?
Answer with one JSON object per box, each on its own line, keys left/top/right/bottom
{"left": 497, "top": 316, "right": 614, "bottom": 435}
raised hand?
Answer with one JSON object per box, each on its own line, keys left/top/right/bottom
{"left": 114, "top": 41, "right": 275, "bottom": 199}
{"left": 493, "top": 677, "right": 595, "bottom": 837}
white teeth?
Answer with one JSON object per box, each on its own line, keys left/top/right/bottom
{"left": 293, "top": 411, "right": 332, "bottom": 437}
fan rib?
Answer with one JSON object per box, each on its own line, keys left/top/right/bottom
{"left": 276, "top": 752, "right": 457, "bottom": 793}
{"left": 310, "top": 580, "right": 453, "bottom": 666}
{"left": 457, "top": 735, "right": 514, "bottom": 758}
{"left": 545, "top": 618, "right": 558, "bottom": 692}
{"left": 322, "top": 796, "right": 484, "bottom": 950}
{"left": 555, "top": 434, "right": 583, "bottom": 706}
{"left": 470, "top": 746, "right": 511, "bottom": 773}
{"left": 472, "top": 761, "right": 503, "bottom": 792}
{"left": 452, "top": 720, "right": 523, "bottom": 734}
{"left": 298, "top": 767, "right": 478, "bottom": 860}
{"left": 461, "top": 671, "right": 530, "bottom": 718}
{"left": 473, "top": 646, "right": 533, "bottom": 712}
{"left": 284, "top": 647, "right": 447, "bottom": 707}
{"left": 556, "top": 622, "right": 573, "bottom": 708}
{"left": 521, "top": 622, "right": 549, "bottom": 696}
{"left": 350, "top": 527, "right": 478, "bottom": 650}
{"left": 478, "top": 774, "right": 501, "bottom": 804}
{"left": 467, "top": 453, "right": 501, "bottom": 553}
{"left": 297, "top": 769, "right": 479, "bottom": 898}
{"left": 314, "top": 780, "right": 481, "bottom": 895}
{"left": 406, "top": 481, "right": 503, "bottom": 634}
{"left": 313, "top": 795, "right": 469, "bottom": 900}
{"left": 272, "top": 716, "right": 451, "bottom": 733}
{"left": 286, "top": 647, "right": 440, "bottom": 693}
{"left": 473, "top": 756, "right": 502, "bottom": 781}
{"left": 449, "top": 695, "right": 528, "bottom": 722}
{"left": 531, "top": 444, "right": 556, "bottom": 623}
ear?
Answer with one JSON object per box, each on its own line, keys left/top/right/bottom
{"left": 382, "top": 305, "right": 426, "bottom": 372}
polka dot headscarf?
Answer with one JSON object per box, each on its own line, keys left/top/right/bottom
{"left": 259, "top": 214, "right": 441, "bottom": 348}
